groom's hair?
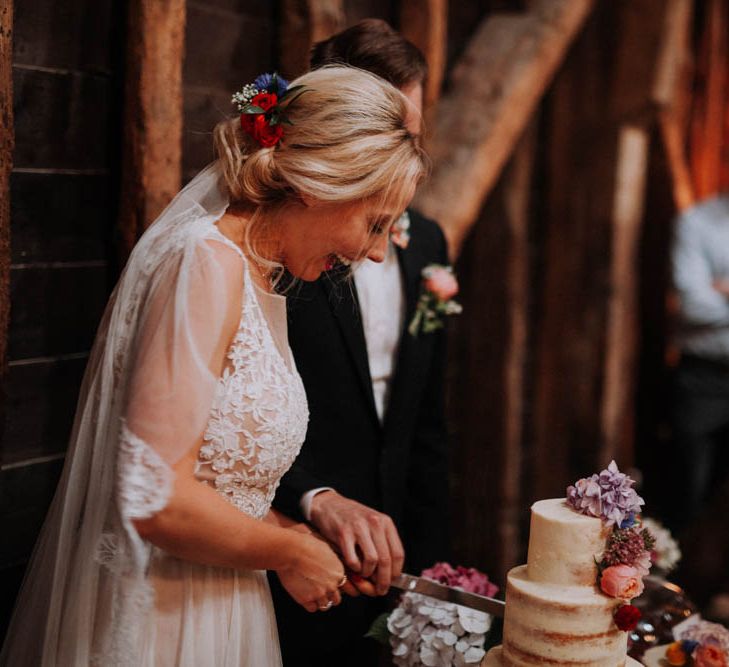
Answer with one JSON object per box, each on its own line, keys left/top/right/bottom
{"left": 310, "top": 18, "right": 427, "bottom": 89}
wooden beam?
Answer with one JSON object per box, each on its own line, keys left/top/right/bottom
{"left": 600, "top": 125, "right": 649, "bottom": 465}
{"left": 689, "top": 0, "right": 727, "bottom": 200}
{"left": 118, "top": 0, "right": 185, "bottom": 259}
{"left": 0, "top": 0, "right": 13, "bottom": 387}
{"left": 278, "top": 0, "right": 344, "bottom": 80}
{"left": 413, "top": 0, "right": 594, "bottom": 260}
{"left": 659, "top": 110, "right": 695, "bottom": 211}
{"left": 653, "top": 0, "right": 695, "bottom": 211}
{"left": 651, "top": 0, "right": 693, "bottom": 107}
{"left": 399, "top": 0, "right": 447, "bottom": 109}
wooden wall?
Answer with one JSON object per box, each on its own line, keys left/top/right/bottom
{"left": 0, "top": 0, "right": 121, "bottom": 634}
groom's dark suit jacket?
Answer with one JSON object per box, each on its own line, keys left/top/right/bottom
{"left": 270, "top": 210, "right": 450, "bottom": 666}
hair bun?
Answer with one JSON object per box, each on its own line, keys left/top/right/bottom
{"left": 213, "top": 118, "right": 284, "bottom": 204}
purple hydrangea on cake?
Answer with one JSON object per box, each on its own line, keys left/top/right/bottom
{"left": 566, "top": 460, "right": 645, "bottom": 527}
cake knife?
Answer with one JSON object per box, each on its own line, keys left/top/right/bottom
{"left": 389, "top": 573, "right": 506, "bottom": 617}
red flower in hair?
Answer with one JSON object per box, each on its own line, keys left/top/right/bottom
{"left": 251, "top": 91, "right": 278, "bottom": 111}
{"left": 613, "top": 604, "right": 641, "bottom": 631}
{"left": 240, "top": 113, "right": 284, "bottom": 148}
{"left": 252, "top": 115, "right": 283, "bottom": 147}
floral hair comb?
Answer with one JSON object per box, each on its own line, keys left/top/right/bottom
{"left": 232, "top": 72, "right": 307, "bottom": 148}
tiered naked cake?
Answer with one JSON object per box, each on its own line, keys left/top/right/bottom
{"left": 483, "top": 498, "right": 642, "bottom": 666}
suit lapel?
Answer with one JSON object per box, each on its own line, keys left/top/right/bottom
{"left": 320, "top": 275, "right": 379, "bottom": 422}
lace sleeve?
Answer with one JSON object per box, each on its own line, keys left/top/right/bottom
{"left": 118, "top": 235, "right": 244, "bottom": 518}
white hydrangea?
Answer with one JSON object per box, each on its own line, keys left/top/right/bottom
{"left": 642, "top": 517, "right": 681, "bottom": 573}
{"left": 387, "top": 593, "right": 491, "bottom": 667}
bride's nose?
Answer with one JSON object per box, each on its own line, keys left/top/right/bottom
{"left": 365, "top": 233, "right": 389, "bottom": 263}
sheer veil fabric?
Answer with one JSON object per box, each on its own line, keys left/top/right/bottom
{"left": 1, "top": 163, "right": 298, "bottom": 666}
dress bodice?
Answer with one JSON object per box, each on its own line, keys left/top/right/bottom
{"left": 194, "top": 230, "right": 309, "bottom": 519}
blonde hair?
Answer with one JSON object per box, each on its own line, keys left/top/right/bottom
{"left": 213, "top": 66, "right": 427, "bottom": 275}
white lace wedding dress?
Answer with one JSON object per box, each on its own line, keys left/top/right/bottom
{"left": 0, "top": 165, "right": 309, "bottom": 667}
{"left": 137, "top": 231, "right": 309, "bottom": 666}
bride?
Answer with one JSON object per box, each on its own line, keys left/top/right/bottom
{"left": 0, "top": 66, "right": 426, "bottom": 666}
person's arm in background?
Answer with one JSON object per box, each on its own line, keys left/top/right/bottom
{"left": 673, "top": 215, "right": 729, "bottom": 328}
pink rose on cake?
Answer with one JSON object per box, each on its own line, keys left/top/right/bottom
{"left": 599, "top": 564, "right": 644, "bottom": 599}
{"left": 694, "top": 643, "right": 728, "bottom": 667}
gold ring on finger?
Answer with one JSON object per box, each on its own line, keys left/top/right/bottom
{"left": 319, "top": 600, "right": 333, "bottom": 611}
{"left": 337, "top": 575, "right": 348, "bottom": 588}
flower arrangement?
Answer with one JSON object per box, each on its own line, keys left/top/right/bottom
{"left": 367, "top": 562, "right": 499, "bottom": 666}
{"left": 566, "top": 461, "right": 655, "bottom": 632}
{"left": 231, "top": 72, "right": 308, "bottom": 148}
{"left": 664, "top": 620, "right": 729, "bottom": 666}
{"left": 408, "top": 265, "right": 462, "bottom": 336}
{"left": 642, "top": 517, "right": 682, "bottom": 574}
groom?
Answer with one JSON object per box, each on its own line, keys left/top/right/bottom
{"left": 270, "top": 19, "right": 451, "bottom": 666}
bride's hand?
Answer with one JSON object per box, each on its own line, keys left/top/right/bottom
{"left": 277, "top": 533, "right": 346, "bottom": 612}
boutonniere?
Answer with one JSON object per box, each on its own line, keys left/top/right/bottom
{"left": 408, "top": 264, "right": 462, "bottom": 336}
{"left": 390, "top": 211, "right": 411, "bottom": 249}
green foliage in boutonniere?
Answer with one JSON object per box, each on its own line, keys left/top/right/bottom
{"left": 408, "top": 264, "right": 462, "bottom": 336}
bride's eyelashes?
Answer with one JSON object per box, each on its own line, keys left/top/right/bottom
{"left": 367, "top": 216, "right": 389, "bottom": 236}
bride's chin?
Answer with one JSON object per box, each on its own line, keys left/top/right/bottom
{"left": 287, "top": 260, "right": 324, "bottom": 282}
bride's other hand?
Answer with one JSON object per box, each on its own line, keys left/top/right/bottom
{"left": 277, "top": 533, "right": 345, "bottom": 612}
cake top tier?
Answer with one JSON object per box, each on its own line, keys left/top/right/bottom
{"left": 526, "top": 499, "right": 611, "bottom": 586}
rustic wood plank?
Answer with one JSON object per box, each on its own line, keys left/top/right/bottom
{"left": 12, "top": 68, "right": 111, "bottom": 170}
{"left": 1, "top": 356, "right": 87, "bottom": 465}
{"left": 651, "top": 0, "right": 693, "bottom": 107}
{"left": 8, "top": 265, "right": 109, "bottom": 360}
{"left": 399, "top": 0, "right": 447, "bottom": 109}
{"left": 449, "top": 123, "right": 534, "bottom": 580}
{"left": 184, "top": 3, "right": 273, "bottom": 93}
{"left": 118, "top": 0, "right": 185, "bottom": 258}
{"left": 531, "top": 0, "right": 671, "bottom": 498}
{"left": 600, "top": 125, "right": 649, "bottom": 465}
{"left": 689, "top": 0, "right": 727, "bottom": 200}
{"left": 278, "top": 0, "right": 344, "bottom": 80}
{"left": 659, "top": 110, "right": 695, "bottom": 211}
{"left": 0, "top": 0, "right": 13, "bottom": 404}
{"left": 414, "top": 0, "right": 594, "bottom": 259}
{"left": 13, "top": 0, "right": 113, "bottom": 73}
{"left": 10, "top": 173, "right": 111, "bottom": 264}
{"left": 0, "top": 458, "right": 65, "bottom": 568}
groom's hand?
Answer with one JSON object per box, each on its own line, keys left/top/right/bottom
{"left": 309, "top": 491, "right": 405, "bottom": 595}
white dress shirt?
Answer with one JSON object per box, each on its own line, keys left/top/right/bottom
{"left": 299, "top": 242, "right": 406, "bottom": 520}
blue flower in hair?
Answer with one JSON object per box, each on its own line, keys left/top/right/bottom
{"left": 254, "top": 73, "right": 289, "bottom": 97}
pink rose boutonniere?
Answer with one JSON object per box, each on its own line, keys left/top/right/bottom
{"left": 408, "top": 264, "right": 462, "bottom": 336}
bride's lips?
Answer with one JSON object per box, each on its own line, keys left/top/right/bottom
{"left": 323, "top": 253, "right": 353, "bottom": 271}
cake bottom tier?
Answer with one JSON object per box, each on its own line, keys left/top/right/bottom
{"left": 481, "top": 646, "right": 642, "bottom": 666}
{"left": 499, "top": 565, "right": 630, "bottom": 666}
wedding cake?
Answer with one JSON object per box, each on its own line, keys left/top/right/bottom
{"left": 483, "top": 462, "right": 652, "bottom": 666}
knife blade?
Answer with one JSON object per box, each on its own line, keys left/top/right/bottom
{"left": 389, "top": 573, "right": 506, "bottom": 617}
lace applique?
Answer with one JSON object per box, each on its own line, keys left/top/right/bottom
{"left": 196, "top": 261, "right": 309, "bottom": 519}
{"left": 117, "top": 423, "right": 174, "bottom": 520}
